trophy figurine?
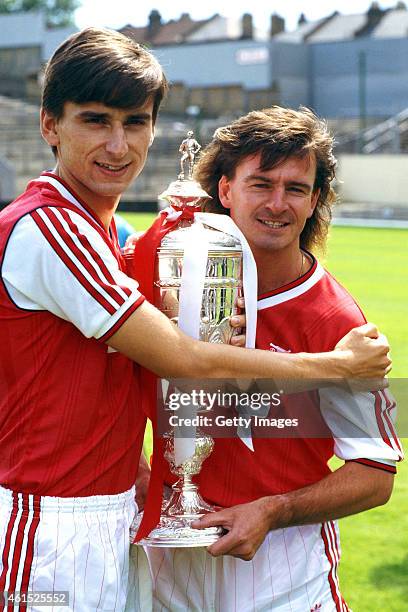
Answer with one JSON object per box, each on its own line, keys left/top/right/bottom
{"left": 178, "top": 130, "right": 201, "bottom": 180}
{"left": 125, "top": 133, "right": 244, "bottom": 546}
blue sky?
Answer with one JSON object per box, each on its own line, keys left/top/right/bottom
{"left": 75, "top": 1, "right": 394, "bottom": 32}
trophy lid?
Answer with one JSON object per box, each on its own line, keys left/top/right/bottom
{"left": 158, "top": 179, "right": 209, "bottom": 203}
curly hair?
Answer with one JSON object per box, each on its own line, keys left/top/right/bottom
{"left": 195, "top": 106, "right": 337, "bottom": 252}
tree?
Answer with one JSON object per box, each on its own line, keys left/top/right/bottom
{"left": 0, "top": 0, "right": 80, "bottom": 26}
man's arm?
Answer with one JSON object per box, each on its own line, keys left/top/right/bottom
{"left": 5, "top": 212, "right": 390, "bottom": 381}
{"left": 107, "top": 300, "right": 391, "bottom": 380}
{"left": 135, "top": 452, "right": 151, "bottom": 511}
{"left": 192, "top": 462, "right": 394, "bottom": 560}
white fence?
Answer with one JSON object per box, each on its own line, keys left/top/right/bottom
{"left": 338, "top": 155, "right": 408, "bottom": 206}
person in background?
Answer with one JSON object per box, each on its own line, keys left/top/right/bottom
{"left": 115, "top": 213, "right": 136, "bottom": 248}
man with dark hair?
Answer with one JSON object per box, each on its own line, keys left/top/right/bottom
{"left": 0, "top": 29, "right": 393, "bottom": 609}
{"left": 146, "top": 107, "right": 402, "bottom": 611}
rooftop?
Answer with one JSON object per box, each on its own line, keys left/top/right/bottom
{"left": 274, "top": 4, "right": 408, "bottom": 44}
{"left": 120, "top": 13, "right": 216, "bottom": 46}
{"left": 274, "top": 18, "right": 326, "bottom": 43}
{"left": 120, "top": 10, "right": 269, "bottom": 45}
{"left": 308, "top": 13, "right": 367, "bottom": 42}
{"left": 372, "top": 7, "right": 408, "bottom": 37}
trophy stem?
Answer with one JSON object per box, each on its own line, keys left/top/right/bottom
{"left": 164, "top": 475, "right": 216, "bottom": 518}
{"left": 131, "top": 430, "right": 224, "bottom": 547}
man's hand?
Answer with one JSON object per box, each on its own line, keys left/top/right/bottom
{"left": 191, "top": 460, "right": 395, "bottom": 561}
{"left": 334, "top": 322, "right": 391, "bottom": 378}
{"left": 192, "top": 497, "right": 281, "bottom": 561}
{"left": 229, "top": 296, "right": 246, "bottom": 347}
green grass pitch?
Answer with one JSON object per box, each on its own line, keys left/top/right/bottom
{"left": 122, "top": 213, "right": 407, "bottom": 611}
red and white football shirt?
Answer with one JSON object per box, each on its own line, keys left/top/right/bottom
{"left": 0, "top": 173, "right": 146, "bottom": 496}
{"left": 152, "top": 254, "right": 402, "bottom": 612}
{"left": 194, "top": 256, "right": 401, "bottom": 508}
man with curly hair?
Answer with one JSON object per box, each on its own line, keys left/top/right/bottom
{"left": 145, "top": 107, "right": 402, "bottom": 612}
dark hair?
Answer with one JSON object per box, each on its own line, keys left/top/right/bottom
{"left": 195, "top": 106, "right": 337, "bottom": 252}
{"left": 42, "top": 27, "right": 168, "bottom": 123}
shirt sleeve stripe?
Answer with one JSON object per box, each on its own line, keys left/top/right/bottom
{"left": 31, "top": 209, "right": 117, "bottom": 315}
{"left": 58, "top": 208, "right": 132, "bottom": 299}
{"left": 41, "top": 207, "right": 128, "bottom": 307}
{"left": 98, "top": 295, "right": 146, "bottom": 342}
{"left": 348, "top": 458, "right": 397, "bottom": 474}
{"left": 373, "top": 391, "right": 393, "bottom": 449}
{"left": 373, "top": 390, "right": 402, "bottom": 457}
{"left": 379, "top": 390, "right": 403, "bottom": 455}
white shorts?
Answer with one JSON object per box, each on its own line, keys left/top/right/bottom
{"left": 0, "top": 485, "right": 152, "bottom": 612}
{"left": 145, "top": 522, "right": 350, "bottom": 612}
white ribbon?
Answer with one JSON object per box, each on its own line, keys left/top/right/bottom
{"left": 196, "top": 214, "right": 259, "bottom": 452}
{"left": 173, "top": 219, "right": 208, "bottom": 465}
{"left": 178, "top": 218, "right": 209, "bottom": 339}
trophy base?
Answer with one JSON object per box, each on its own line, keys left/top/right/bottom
{"left": 130, "top": 512, "right": 224, "bottom": 548}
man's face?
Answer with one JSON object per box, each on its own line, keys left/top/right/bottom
{"left": 41, "top": 99, "right": 154, "bottom": 213}
{"left": 218, "top": 152, "right": 319, "bottom": 257}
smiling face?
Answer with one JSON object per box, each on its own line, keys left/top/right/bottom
{"left": 41, "top": 99, "right": 154, "bottom": 224}
{"left": 218, "top": 152, "right": 319, "bottom": 262}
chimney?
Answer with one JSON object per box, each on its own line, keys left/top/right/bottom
{"left": 270, "top": 13, "right": 285, "bottom": 37}
{"left": 241, "top": 13, "right": 253, "bottom": 39}
{"left": 361, "top": 1, "right": 385, "bottom": 32}
{"left": 147, "top": 9, "right": 162, "bottom": 39}
{"left": 367, "top": 1, "right": 383, "bottom": 22}
{"left": 355, "top": 2, "right": 385, "bottom": 36}
{"left": 298, "top": 13, "right": 307, "bottom": 26}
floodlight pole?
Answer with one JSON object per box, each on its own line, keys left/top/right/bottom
{"left": 358, "top": 51, "right": 367, "bottom": 153}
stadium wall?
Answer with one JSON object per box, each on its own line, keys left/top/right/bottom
{"left": 154, "top": 36, "right": 408, "bottom": 120}
{"left": 309, "top": 38, "right": 408, "bottom": 119}
{"left": 338, "top": 154, "right": 408, "bottom": 205}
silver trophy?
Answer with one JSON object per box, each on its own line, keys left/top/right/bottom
{"left": 127, "top": 134, "right": 243, "bottom": 546}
